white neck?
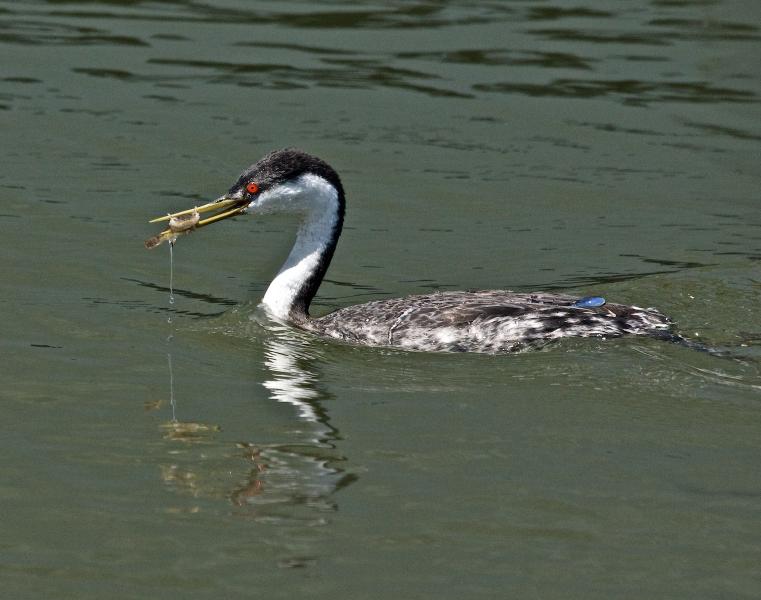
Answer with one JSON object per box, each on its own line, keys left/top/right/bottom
{"left": 260, "top": 175, "right": 342, "bottom": 321}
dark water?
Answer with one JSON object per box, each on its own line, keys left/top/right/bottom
{"left": 2, "top": 0, "right": 761, "bottom": 597}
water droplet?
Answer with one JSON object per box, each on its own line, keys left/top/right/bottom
{"left": 168, "top": 241, "right": 175, "bottom": 306}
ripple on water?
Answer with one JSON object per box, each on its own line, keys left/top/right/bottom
{"left": 2, "top": 0, "right": 761, "bottom": 595}
{"left": 0, "top": 19, "right": 149, "bottom": 46}
{"left": 473, "top": 79, "right": 757, "bottom": 107}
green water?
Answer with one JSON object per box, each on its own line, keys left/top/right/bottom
{"left": 2, "top": 0, "right": 761, "bottom": 597}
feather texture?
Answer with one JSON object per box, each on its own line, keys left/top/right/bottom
{"left": 307, "top": 290, "right": 671, "bottom": 353}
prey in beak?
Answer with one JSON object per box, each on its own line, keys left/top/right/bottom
{"left": 144, "top": 196, "right": 249, "bottom": 249}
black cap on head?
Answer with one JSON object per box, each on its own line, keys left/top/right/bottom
{"left": 229, "top": 148, "right": 344, "bottom": 198}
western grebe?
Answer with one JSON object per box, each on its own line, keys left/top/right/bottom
{"left": 147, "top": 148, "right": 675, "bottom": 353}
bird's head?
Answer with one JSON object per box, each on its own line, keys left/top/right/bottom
{"left": 145, "top": 148, "right": 344, "bottom": 248}
{"left": 225, "top": 148, "right": 344, "bottom": 216}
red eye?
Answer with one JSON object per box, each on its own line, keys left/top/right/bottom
{"left": 246, "top": 182, "right": 259, "bottom": 194}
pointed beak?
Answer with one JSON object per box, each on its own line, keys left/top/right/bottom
{"left": 144, "top": 195, "right": 249, "bottom": 249}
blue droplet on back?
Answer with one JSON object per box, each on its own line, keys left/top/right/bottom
{"left": 574, "top": 296, "right": 606, "bottom": 308}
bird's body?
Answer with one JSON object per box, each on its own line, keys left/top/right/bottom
{"left": 150, "top": 148, "right": 675, "bottom": 354}
{"left": 306, "top": 290, "right": 671, "bottom": 353}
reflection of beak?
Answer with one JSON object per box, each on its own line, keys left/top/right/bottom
{"left": 144, "top": 196, "right": 249, "bottom": 249}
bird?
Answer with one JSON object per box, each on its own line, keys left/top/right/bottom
{"left": 147, "top": 148, "right": 677, "bottom": 354}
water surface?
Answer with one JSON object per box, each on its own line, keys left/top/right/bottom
{"left": 1, "top": 0, "right": 760, "bottom": 598}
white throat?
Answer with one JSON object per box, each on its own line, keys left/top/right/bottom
{"left": 260, "top": 174, "right": 341, "bottom": 321}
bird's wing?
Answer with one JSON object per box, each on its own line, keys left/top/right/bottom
{"left": 312, "top": 290, "right": 670, "bottom": 350}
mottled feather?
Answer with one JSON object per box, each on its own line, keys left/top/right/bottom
{"left": 306, "top": 290, "right": 671, "bottom": 353}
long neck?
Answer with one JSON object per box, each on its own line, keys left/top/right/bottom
{"left": 261, "top": 185, "right": 343, "bottom": 322}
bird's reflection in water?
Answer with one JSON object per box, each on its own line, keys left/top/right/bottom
{"left": 228, "top": 319, "right": 356, "bottom": 517}
{"left": 157, "top": 313, "right": 356, "bottom": 527}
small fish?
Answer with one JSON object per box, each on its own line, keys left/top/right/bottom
{"left": 169, "top": 209, "right": 200, "bottom": 233}
{"left": 145, "top": 198, "right": 248, "bottom": 249}
{"left": 143, "top": 209, "right": 200, "bottom": 249}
